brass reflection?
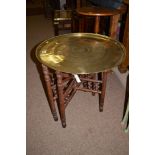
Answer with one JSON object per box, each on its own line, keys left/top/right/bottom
{"left": 36, "top": 33, "right": 126, "bottom": 74}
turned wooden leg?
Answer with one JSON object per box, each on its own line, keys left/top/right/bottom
{"left": 92, "top": 73, "right": 97, "bottom": 96}
{"left": 94, "top": 16, "right": 100, "bottom": 33}
{"left": 109, "top": 14, "right": 120, "bottom": 39}
{"left": 41, "top": 64, "right": 58, "bottom": 121}
{"left": 99, "top": 72, "right": 108, "bottom": 112}
{"left": 79, "top": 16, "right": 85, "bottom": 32}
{"left": 56, "top": 71, "right": 66, "bottom": 128}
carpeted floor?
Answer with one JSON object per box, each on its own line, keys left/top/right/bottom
{"left": 26, "top": 15, "right": 128, "bottom": 155}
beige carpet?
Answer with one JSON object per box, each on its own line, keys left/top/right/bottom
{"left": 26, "top": 15, "right": 128, "bottom": 155}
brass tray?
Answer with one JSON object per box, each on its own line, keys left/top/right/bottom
{"left": 36, "top": 33, "right": 126, "bottom": 74}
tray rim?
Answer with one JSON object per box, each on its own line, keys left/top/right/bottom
{"left": 35, "top": 33, "right": 126, "bottom": 74}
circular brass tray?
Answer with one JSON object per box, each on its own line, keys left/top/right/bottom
{"left": 36, "top": 33, "right": 126, "bottom": 74}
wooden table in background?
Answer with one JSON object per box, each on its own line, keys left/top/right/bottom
{"left": 118, "top": 0, "right": 129, "bottom": 73}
